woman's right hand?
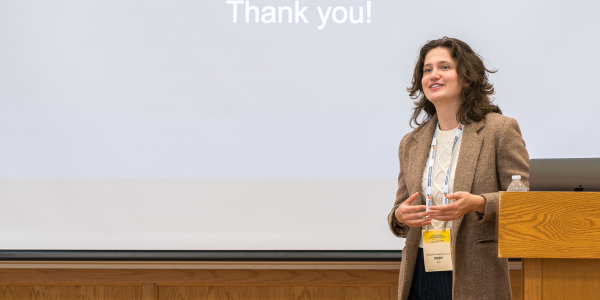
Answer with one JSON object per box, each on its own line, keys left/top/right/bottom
{"left": 394, "top": 192, "right": 432, "bottom": 227}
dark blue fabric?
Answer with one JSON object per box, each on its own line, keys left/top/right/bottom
{"left": 407, "top": 248, "right": 453, "bottom": 300}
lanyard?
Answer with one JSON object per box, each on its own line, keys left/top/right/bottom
{"left": 425, "top": 123, "right": 463, "bottom": 229}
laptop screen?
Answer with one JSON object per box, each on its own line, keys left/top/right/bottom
{"left": 529, "top": 158, "right": 600, "bottom": 192}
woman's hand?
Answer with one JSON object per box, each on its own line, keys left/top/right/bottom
{"left": 427, "top": 192, "right": 486, "bottom": 221}
{"left": 394, "top": 192, "right": 432, "bottom": 227}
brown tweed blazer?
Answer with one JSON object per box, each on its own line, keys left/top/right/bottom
{"left": 387, "top": 113, "right": 529, "bottom": 300}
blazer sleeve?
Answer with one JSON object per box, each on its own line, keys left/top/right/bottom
{"left": 387, "top": 134, "right": 411, "bottom": 237}
{"left": 479, "top": 117, "right": 530, "bottom": 223}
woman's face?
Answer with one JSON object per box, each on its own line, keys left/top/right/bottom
{"left": 421, "top": 47, "right": 463, "bottom": 106}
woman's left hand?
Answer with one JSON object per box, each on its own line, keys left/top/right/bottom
{"left": 427, "top": 192, "right": 486, "bottom": 221}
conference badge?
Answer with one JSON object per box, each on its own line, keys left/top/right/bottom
{"left": 422, "top": 229, "right": 453, "bottom": 272}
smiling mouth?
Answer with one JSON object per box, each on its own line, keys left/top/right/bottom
{"left": 430, "top": 84, "right": 443, "bottom": 88}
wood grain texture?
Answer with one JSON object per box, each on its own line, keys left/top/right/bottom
{"left": 0, "top": 285, "right": 140, "bottom": 300}
{"left": 523, "top": 258, "right": 541, "bottom": 300}
{"left": 390, "top": 283, "right": 398, "bottom": 300}
{"left": 509, "top": 269, "right": 522, "bottom": 300}
{"left": 0, "top": 266, "right": 526, "bottom": 300}
{"left": 0, "top": 269, "right": 398, "bottom": 285}
{"left": 143, "top": 283, "right": 157, "bottom": 300}
{"left": 498, "top": 191, "right": 600, "bottom": 258}
{"left": 158, "top": 286, "right": 391, "bottom": 300}
{"left": 542, "top": 258, "right": 600, "bottom": 300}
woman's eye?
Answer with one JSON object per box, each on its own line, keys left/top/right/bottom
{"left": 441, "top": 65, "right": 449, "bottom": 70}
{"left": 424, "top": 68, "right": 431, "bottom": 73}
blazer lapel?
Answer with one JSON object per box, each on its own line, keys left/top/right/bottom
{"left": 451, "top": 118, "right": 485, "bottom": 241}
{"left": 407, "top": 116, "right": 438, "bottom": 206}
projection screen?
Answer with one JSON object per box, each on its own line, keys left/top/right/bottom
{"left": 0, "top": 0, "right": 598, "bottom": 250}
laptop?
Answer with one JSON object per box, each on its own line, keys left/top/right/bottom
{"left": 529, "top": 158, "right": 600, "bottom": 192}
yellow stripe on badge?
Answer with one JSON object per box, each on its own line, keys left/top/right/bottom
{"left": 422, "top": 229, "right": 451, "bottom": 244}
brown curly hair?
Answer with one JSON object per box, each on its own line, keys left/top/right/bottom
{"left": 408, "top": 37, "right": 501, "bottom": 127}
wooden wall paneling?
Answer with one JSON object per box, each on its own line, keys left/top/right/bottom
{"left": 0, "top": 268, "right": 399, "bottom": 299}
{"left": 158, "top": 285, "right": 392, "bottom": 300}
{"left": 0, "top": 269, "right": 399, "bottom": 285}
{"left": 390, "top": 283, "right": 398, "bottom": 300}
{"left": 0, "top": 285, "right": 141, "bottom": 300}
{"left": 143, "top": 283, "right": 157, "bottom": 300}
{"left": 509, "top": 269, "right": 522, "bottom": 300}
{"left": 0, "top": 263, "right": 523, "bottom": 300}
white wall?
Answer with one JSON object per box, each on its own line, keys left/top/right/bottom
{"left": 0, "top": 0, "right": 598, "bottom": 249}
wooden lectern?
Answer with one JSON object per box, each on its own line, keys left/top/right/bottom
{"left": 498, "top": 192, "right": 600, "bottom": 300}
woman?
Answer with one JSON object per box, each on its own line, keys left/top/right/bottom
{"left": 387, "top": 37, "right": 529, "bottom": 300}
